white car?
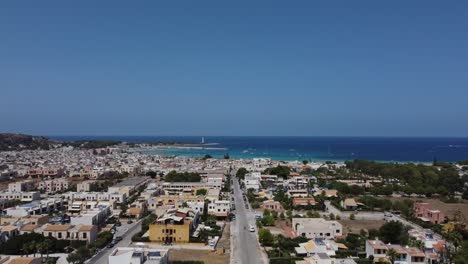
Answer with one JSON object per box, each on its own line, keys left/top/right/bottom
{"left": 249, "top": 225, "right": 255, "bottom": 232}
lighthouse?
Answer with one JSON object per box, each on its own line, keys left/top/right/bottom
{"left": 201, "top": 137, "right": 205, "bottom": 144}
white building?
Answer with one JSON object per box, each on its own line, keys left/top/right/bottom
{"left": 4, "top": 198, "right": 63, "bottom": 217}
{"left": 0, "top": 191, "right": 41, "bottom": 202}
{"left": 293, "top": 218, "right": 342, "bottom": 239}
{"left": 208, "top": 200, "right": 230, "bottom": 217}
{"left": 108, "top": 247, "right": 168, "bottom": 264}
{"left": 70, "top": 204, "right": 112, "bottom": 225}
{"left": 8, "top": 180, "right": 35, "bottom": 193}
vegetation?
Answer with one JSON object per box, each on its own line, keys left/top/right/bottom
{"left": 202, "top": 154, "right": 212, "bottom": 159}
{"left": 236, "top": 167, "right": 248, "bottom": 180}
{"left": 92, "top": 231, "right": 113, "bottom": 249}
{"left": 66, "top": 140, "right": 121, "bottom": 149}
{"left": 145, "top": 170, "right": 157, "bottom": 178}
{"left": 264, "top": 165, "right": 291, "bottom": 179}
{"left": 0, "top": 233, "right": 85, "bottom": 255}
{"left": 377, "top": 221, "right": 409, "bottom": 245}
{"left": 258, "top": 228, "right": 274, "bottom": 246}
{"left": 345, "top": 160, "right": 464, "bottom": 196}
{"left": 357, "top": 196, "right": 414, "bottom": 217}
{"left": 132, "top": 214, "right": 157, "bottom": 242}
{"left": 196, "top": 188, "right": 208, "bottom": 196}
{"left": 0, "top": 133, "right": 52, "bottom": 151}
{"left": 66, "top": 246, "right": 92, "bottom": 264}
{"left": 165, "top": 171, "right": 201, "bottom": 182}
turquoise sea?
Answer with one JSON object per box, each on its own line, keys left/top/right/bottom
{"left": 50, "top": 136, "right": 468, "bottom": 163}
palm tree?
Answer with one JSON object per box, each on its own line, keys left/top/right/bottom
{"left": 28, "top": 241, "right": 37, "bottom": 257}
{"left": 22, "top": 243, "right": 29, "bottom": 257}
{"left": 36, "top": 241, "right": 47, "bottom": 259}
{"left": 387, "top": 248, "right": 397, "bottom": 264}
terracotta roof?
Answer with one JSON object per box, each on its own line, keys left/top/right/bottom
{"left": 127, "top": 207, "right": 142, "bottom": 215}
{"left": 44, "top": 224, "right": 72, "bottom": 231}
{"left": 20, "top": 224, "right": 37, "bottom": 232}
{"left": 0, "top": 225, "right": 18, "bottom": 232}
{"left": 78, "top": 225, "right": 95, "bottom": 232}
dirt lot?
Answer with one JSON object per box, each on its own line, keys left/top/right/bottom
{"left": 216, "top": 223, "right": 230, "bottom": 250}
{"left": 390, "top": 197, "right": 468, "bottom": 223}
{"left": 168, "top": 249, "right": 229, "bottom": 264}
{"left": 339, "top": 220, "right": 386, "bottom": 235}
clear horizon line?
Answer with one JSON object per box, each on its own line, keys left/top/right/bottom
{"left": 34, "top": 134, "right": 468, "bottom": 139}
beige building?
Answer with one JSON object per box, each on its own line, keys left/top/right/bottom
{"left": 42, "top": 224, "right": 98, "bottom": 243}
{"left": 77, "top": 180, "right": 98, "bottom": 192}
{"left": 38, "top": 178, "right": 70, "bottom": 193}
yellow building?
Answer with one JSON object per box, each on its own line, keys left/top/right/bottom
{"left": 149, "top": 208, "right": 199, "bottom": 244}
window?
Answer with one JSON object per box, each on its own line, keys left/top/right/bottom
{"left": 58, "top": 233, "right": 62, "bottom": 238}
{"left": 83, "top": 232, "right": 87, "bottom": 239}
{"left": 336, "top": 230, "right": 340, "bottom": 233}
{"left": 174, "top": 229, "right": 176, "bottom": 234}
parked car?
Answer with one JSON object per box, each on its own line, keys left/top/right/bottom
{"left": 127, "top": 220, "right": 133, "bottom": 224}
{"left": 249, "top": 225, "right": 255, "bottom": 232}
{"left": 115, "top": 236, "right": 123, "bottom": 241}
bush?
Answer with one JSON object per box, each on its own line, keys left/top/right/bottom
{"left": 91, "top": 231, "right": 113, "bottom": 249}
{"left": 165, "top": 171, "right": 201, "bottom": 182}
{"left": 258, "top": 228, "right": 274, "bottom": 246}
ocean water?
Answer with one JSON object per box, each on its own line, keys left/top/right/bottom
{"left": 49, "top": 136, "right": 468, "bottom": 163}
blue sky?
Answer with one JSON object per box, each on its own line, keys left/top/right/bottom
{"left": 1, "top": 1, "right": 467, "bottom": 136}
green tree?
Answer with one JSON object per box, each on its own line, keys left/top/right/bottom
{"left": 286, "top": 209, "right": 293, "bottom": 219}
{"left": 196, "top": 188, "right": 208, "bottom": 196}
{"left": 203, "top": 154, "right": 213, "bottom": 159}
{"left": 236, "top": 168, "right": 248, "bottom": 180}
{"left": 279, "top": 212, "right": 285, "bottom": 219}
{"left": 387, "top": 248, "right": 397, "bottom": 264}
{"left": 165, "top": 171, "right": 201, "bottom": 182}
{"left": 379, "top": 221, "right": 408, "bottom": 245}
{"left": 67, "top": 246, "right": 91, "bottom": 264}
{"left": 258, "top": 228, "right": 274, "bottom": 246}
{"left": 145, "top": 170, "right": 157, "bottom": 178}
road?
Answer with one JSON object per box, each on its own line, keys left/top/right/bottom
{"left": 230, "top": 173, "right": 268, "bottom": 264}
{"left": 86, "top": 220, "right": 142, "bottom": 264}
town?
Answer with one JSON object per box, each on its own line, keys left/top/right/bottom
{"left": 0, "top": 140, "right": 468, "bottom": 264}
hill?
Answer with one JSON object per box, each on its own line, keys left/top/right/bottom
{"left": 0, "top": 133, "right": 54, "bottom": 151}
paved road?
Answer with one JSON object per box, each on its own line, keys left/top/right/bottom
{"left": 230, "top": 173, "right": 268, "bottom": 264}
{"left": 86, "top": 220, "right": 142, "bottom": 264}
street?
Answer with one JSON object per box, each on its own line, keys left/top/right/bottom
{"left": 230, "top": 172, "right": 268, "bottom": 264}
{"left": 86, "top": 220, "right": 142, "bottom": 264}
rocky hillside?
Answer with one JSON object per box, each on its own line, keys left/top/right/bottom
{"left": 0, "top": 133, "right": 54, "bottom": 151}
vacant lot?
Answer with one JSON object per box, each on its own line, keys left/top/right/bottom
{"left": 339, "top": 220, "right": 386, "bottom": 235}
{"left": 168, "top": 249, "right": 229, "bottom": 264}
{"left": 390, "top": 197, "right": 468, "bottom": 223}
{"left": 216, "top": 223, "right": 230, "bottom": 250}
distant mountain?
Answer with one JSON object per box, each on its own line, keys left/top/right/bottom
{"left": 0, "top": 133, "right": 55, "bottom": 151}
